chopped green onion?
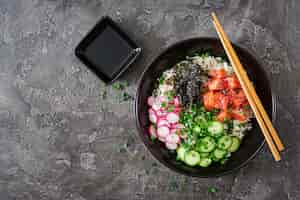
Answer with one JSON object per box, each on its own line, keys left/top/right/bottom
{"left": 208, "top": 186, "right": 217, "bottom": 193}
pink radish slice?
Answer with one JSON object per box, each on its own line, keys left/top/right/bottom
{"left": 149, "top": 114, "right": 157, "bottom": 124}
{"left": 148, "top": 125, "right": 157, "bottom": 138}
{"left": 152, "top": 101, "right": 161, "bottom": 111}
{"left": 166, "top": 112, "right": 179, "bottom": 124}
{"left": 166, "top": 133, "right": 180, "bottom": 144}
{"left": 173, "top": 97, "right": 180, "bottom": 106}
{"left": 173, "top": 107, "right": 181, "bottom": 113}
{"left": 147, "top": 96, "right": 155, "bottom": 106}
{"left": 166, "top": 142, "right": 178, "bottom": 150}
{"left": 148, "top": 109, "right": 158, "bottom": 124}
{"left": 157, "top": 119, "right": 170, "bottom": 127}
{"left": 148, "top": 108, "right": 156, "bottom": 114}
{"left": 158, "top": 136, "right": 166, "bottom": 142}
{"left": 170, "top": 128, "right": 177, "bottom": 134}
{"left": 158, "top": 95, "right": 167, "bottom": 103}
{"left": 170, "top": 123, "right": 178, "bottom": 129}
{"left": 157, "top": 126, "right": 170, "bottom": 138}
{"left": 156, "top": 109, "right": 168, "bottom": 117}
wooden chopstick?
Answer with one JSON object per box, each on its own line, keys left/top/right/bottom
{"left": 211, "top": 12, "right": 284, "bottom": 161}
{"left": 211, "top": 19, "right": 281, "bottom": 161}
{"left": 211, "top": 13, "right": 284, "bottom": 152}
{"left": 212, "top": 15, "right": 284, "bottom": 152}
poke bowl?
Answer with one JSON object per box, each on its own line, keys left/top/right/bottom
{"left": 135, "top": 37, "right": 275, "bottom": 177}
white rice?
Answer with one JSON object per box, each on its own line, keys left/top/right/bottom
{"left": 231, "top": 120, "right": 252, "bottom": 139}
{"left": 192, "top": 56, "right": 234, "bottom": 74}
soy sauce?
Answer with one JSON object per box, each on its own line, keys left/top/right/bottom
{"left": 84, "top": 26, "right": 133, "bottom": 79}
{"left": 75, "top": 16, "right": 141, "bottom": 83}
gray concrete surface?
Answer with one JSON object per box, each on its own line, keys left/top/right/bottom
{"left": 0, "top": 0, "right": 299, "bottom": 199}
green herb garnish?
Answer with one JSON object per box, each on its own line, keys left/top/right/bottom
{"left": 159, "top": 76, "right": 165, "bottom": 84}
{"left": 165, "top": 90, "right": 175, "bottom": 100}
{"left": 201, "top": 52, "right": 210, "bottom": 58}
{"left": 150, "top": 135, "right": 157, "bottom": 141}
{"left": 167, "top": 105, "right": 175, "bottom": 112}
{"left": 208, "top": 186, "right": 217, "bottom": 193}
{"left": 121, "top": 92, "right": 133, "bottom": 101}
{"left": 112, "top": 81, "right": 128, "bottom": 90}
{"left": 112, "top": 82, "right": 124, "bottom": 90}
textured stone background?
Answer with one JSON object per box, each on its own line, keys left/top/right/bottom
{"left": 0, "top": 0, "right": 299, "bottom": 199}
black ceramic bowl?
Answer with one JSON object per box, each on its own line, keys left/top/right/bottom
{"left": 135, "top": 37, "right": 276, "bottom": 177}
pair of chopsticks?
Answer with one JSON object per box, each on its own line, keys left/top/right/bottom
{"left": 211, "top": 12, "right": 284, "bottom": 161}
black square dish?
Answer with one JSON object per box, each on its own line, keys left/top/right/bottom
{"left": 75, "top": 16, "right": 141, "bottom": 83}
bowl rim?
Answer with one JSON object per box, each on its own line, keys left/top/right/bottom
{"left": 134, "top": 37, "right": 277, "bottom": 177}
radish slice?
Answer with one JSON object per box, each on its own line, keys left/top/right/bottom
{"left": 166, "top": 133, "right": 180, "bottom": 144}
{"left": 157, "top": 119, "right": 170, "bottom": 127}
{"left": 173, "top": 97, "right": 180, "bottom": 106}
{"left": 152, "top": 101, "right": 161, "bottom": 111}
{"left": 157, "top": 126, "right": 170, "bottom": 138}
{"left": 147, "top": 96, "right": 155, "bottom": 106}
{"left": 148, "top": 125, "right": 157, "bottom": 138}
{"left": 166, "top": 112, "right": 179, "bottom": 124}
{"left": 158, "top": 136, "right": 166, "bottom": 142}
{"left": 173, "top": 107, "right": 181, "bottom": 113}
{"left": 156, "top": 109, "right": 168, "bottom": 117}
{"left": 170, "top": 128, "right": 177, "bottom": 134}
{"left": 158, "top": 95, "right": 167, "bottom": 103}
{"left": 170, "top": 123, "right": 178, "bottom": 129}
{"left": 149, "top": 108, "right": 155, "bottom": 114}
{"left": 166, "top": 142, "right": 178, "bottom": 150}
{"left": 149, "top": 109, "right": 158, "bottom": 124}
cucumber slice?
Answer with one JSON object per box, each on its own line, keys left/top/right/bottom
{"left": 195, "top": 115, "right": 207, "bottom": 124}
{"left": 197, "top": 136, "right": 216, "bottom": 153}
{"left": 213, "top": 148, "right": 227, "bottom": 159}
{"left": 176, "top": 146, "right": 188, "bottom": 161}
{"left": 212, "top": 155, "right": 220, "bottom": 162}
{"left": 184, "top": 151, "right": 201, "bottom": 166}
{"left": 228, "top": 136, "right": 241, "bottom": 152}
{"left": 192, "top": 126, "right": 201, "bottom": 134}
{"left": 218, "top": 135, "right": 233, "bottom": 150}
{"left": 208, "top": 121, "right": 224, "bottom": 136}
{"left": 200, "top": 152, "right": 209, "bottom": 158}
{"left": 199, "top": 157, "right": 212, "bottom": 167}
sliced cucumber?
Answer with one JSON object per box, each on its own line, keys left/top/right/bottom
{"left": 213, "top": 148, "right": 227, "bottom": 159}
{"left": 212, "top": 155, "right": 220, "bottom": 162}
{"left": 200, "top": 152, "right": 210, "bottom": 158}
{"left": 208, "top": 121, "right": 224, "bottom": 137}
{"left": 199, "top": 157, "right": 212, "bottom": 167}
{"left": 218, "top": 135, "right": 233, "bottom": 150}
{"left": 197, "top": 136, "right": 216, "bottom": 153}
{"left": 192, "top": 126, "right": 201, "bottom": 134}
{"left": 195, "top": 115, "right": 207, "bottom": 124}
{"left": 176, "top": 146, "right": 188, "bottom": 161}
{"left": 228, "top": 136, "right": 241, "bottom": 152}
{"left": 184, "top": 151, "right": 201, "bottom": 166}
